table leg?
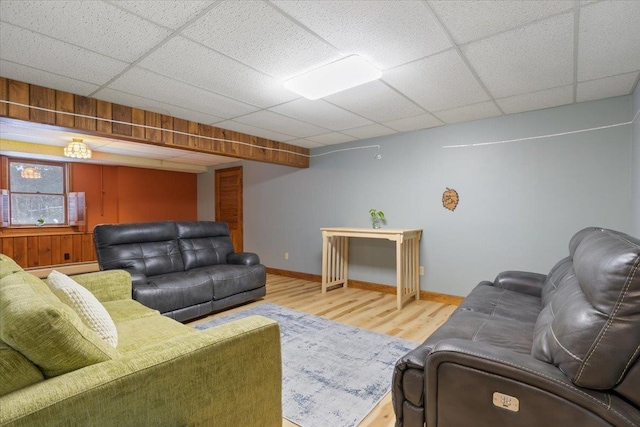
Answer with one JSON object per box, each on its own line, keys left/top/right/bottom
{"left": 322, "top": 232, "right": 328, "bottom": 294}
{"left": 413, "top": 237, "right": 420, "bottom": 301}
{"left": 396, "top": 239, "right": 403, "bottom": 310}
{"left": 342, "top": 236, "right": 349, "bottom": 288}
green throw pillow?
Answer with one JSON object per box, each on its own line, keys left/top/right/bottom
{"left": 0, "top": 340, "right": 44, "bottom": 396}
{"left": 0, "top": 272, "right": 119, "bottom": 378}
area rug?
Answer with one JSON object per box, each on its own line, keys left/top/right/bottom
{"left": 194, "top": 303, "right": 417, "bottom": 427}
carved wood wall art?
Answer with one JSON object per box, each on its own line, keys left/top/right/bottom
{"left": 442, "top": 188, "right": 459, "bottom": 211}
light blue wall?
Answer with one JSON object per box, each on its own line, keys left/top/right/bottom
{"left": 200, "top": 96, "right": 634, "bottom": 297}
{"left": 197, "top": 171, "right": 216, "bottom": 221}
{"left": 632, "top": 84, "right": 640, "bottom": 237}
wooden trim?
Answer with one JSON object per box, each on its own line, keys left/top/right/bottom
{"left": 266, "top": 267, "right": 321, "bottom": 283}
{"left": 265, "top": 267, "right": 464, "bottom": 306}
{"left": 0, "top": 78, "right": 309, "bottom": 168}
{"left": 418, "top": 290, "right": 465, "bottom": 306}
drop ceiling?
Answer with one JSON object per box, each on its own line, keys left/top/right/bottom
{"left": 0, "top": 0, "right": 639, "bottom": 168}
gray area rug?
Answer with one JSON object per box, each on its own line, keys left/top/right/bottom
{"left": 194, "top": 302, "right": 417, "bottom": 427}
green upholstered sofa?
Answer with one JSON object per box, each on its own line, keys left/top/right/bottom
{"left": 0, "top": 254, "right": 282, "bottom": 427}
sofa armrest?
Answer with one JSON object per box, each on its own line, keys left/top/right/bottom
{"left": 492, "top": 270, "right": 546, "bottom": 297}
{"left": 67, "top": 270, "right": 132, "bottom": 302}
{"left": 227, "top": 252, "right": 260, "bottom": 266}
{"left": 425, "top": 339, "right": 640, "bottom": 427}
{"left": 0, "top": 315, "right": 282, "bottom": 427}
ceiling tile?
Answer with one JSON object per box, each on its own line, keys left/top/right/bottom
{"left": 577, "top": 1, "right": 640, "bottom": 81}
{"left": 0, "top": 60, "right": 99, "bottom": 96}
{"left": 272, "top": 0, "right": 452, "bottom": 70}
{"left": 496, "top": 85, "right": 574, "bottom": 114}
{"left": 0, "top": 1, "right": 170, "bottom": 62}
{"left": 214, "top": 121, "right": 297, "bottom": 142}
{"left": 104, "top": 67, "right": 258, "bottom": 119}
{"left": 324, "top": 80, "right": 425, "bottom": 122}
{"left": 433, "top": 101, "right": 502, "bottom": 124}
{"left": 429, "top": 0, "right": 574, "bottom": 44}
{"left": 270, "top": 99, "right": 373, "bottom": 131}
{"left": 383, "top": 49, "right": 490, "bottom": 111}
{"left": 341, "top": 124, "right": 397, "bottom": 139}
{"left": 462, "top": 13, "right": 574, "bottom": 98}
{"left": 383, "top": 113, "right": 444, "bottom": 133}
{"left": 182, "top": 0, "right": 341, "bottom": 79}
{"left": 233, "top": 111, "right": 329, "bottom": 138}
{"left": 306, "top": 133, "right": 357, "bottom": 145}
{"left": 577, "top": 72, "right": 640, "bottom": 103}
{"left": 139, "top": 37, "right": 298, "bottom": 108}
{"left": 0, "top": 23, "right": 128, "bottom": 85}
{"left": 94, "top": 88, "right": 226, "bottom": 125}
{"left": 112, "top": 1, "right": 215, "bottom": 30}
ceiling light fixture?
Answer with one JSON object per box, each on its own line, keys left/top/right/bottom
{"left": 64, "top": 138, "right": 92, "bottom": 159}
{"left": 283, "top": 55, "right": 382, "bottom": 100}
{"left": 21, "top": 166, "right": 41, "bottom": 179}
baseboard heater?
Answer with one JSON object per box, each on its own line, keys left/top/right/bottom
{"left": 26, "top": 262, "right": 100, "bottom": 279}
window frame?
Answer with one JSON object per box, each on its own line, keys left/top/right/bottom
{"left": 7, "top": 157, "right": 69, "bottom": 228}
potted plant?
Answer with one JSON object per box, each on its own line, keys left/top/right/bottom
{"left": 369, "top": 209, "right": 385, "bottom": 229}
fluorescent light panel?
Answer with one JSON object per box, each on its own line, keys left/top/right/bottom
{"left": 284, "top": 55, "right": 382, "bottom": 100}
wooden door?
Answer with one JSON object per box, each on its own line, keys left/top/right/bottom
{"left": 215, "top": 166, "right": 243, "bottom": 252}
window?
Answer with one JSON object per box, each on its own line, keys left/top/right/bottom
{"left": 8, "top": 159, "right": 66, "bottom": 226}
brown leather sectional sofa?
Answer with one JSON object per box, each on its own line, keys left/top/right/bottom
{"left": 393, "top": 227, "right": 640, "bottom": 427}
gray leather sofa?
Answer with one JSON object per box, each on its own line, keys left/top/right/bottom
{"left": 393, "top": 227, "right": 640, "bottom": 427}
{"left": 94, "top": 221, "right": 266, "bottom": 322}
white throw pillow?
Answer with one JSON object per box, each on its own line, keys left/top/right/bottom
{"left": 47, "top": 270, "right": 118, "bottom": 348}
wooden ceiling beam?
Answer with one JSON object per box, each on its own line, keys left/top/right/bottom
{"left": 0, "top": 78, "right": 310, "bottom": 168}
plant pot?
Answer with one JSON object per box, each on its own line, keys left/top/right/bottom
{"left": 372, "top": 218, "right": 381, "bottom": 229}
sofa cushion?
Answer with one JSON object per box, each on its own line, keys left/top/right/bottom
{"left": 429, "top": 310, "right": 536, "bottom": 355}
{"left": 457, "top": 282, "right": 541, "bottom": 324}
{"left": 103, "top": 299, "right": 159, "bottom": 322}
{"left": 0, "top": 340, "right": 44, "bottom": 396}
{"left": 176, "top": 221, "right": 235, "bottom": 269}
{"left": 532, "top": 228, "right": 640, "bottom": 389}
{"left": 0, "top": 271, "right": 119, "bottom": 378}
{"left": 94, "top": 221, "right": 184, "bottom": 276}
{"left": 539, "top": 228, "right": 601, "bottom": 307}
{"left": 195, "top": 264, "right": 266, "bottom": 300}
{"left": 133, "top": 270, "right": 215, "bottom": 314}
{"left": 47, "top": 270, "right": 118, "bottom": 347}
{"left": 114, "top": 314, "right": 196, "bottom": 353}
{"left": 540, "top": 256, "right": 574, "bottom": 307}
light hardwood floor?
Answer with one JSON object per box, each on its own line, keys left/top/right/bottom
{"left": 189, "top": 274, "right": 458, "bottom": 427}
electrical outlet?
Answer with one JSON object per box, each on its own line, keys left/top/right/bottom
{"left": 64, "top": 253, "right": 70, "bottom": 260}
{"left": 284, "top": 252, "right": 289, "bottom": 260}
{"left": 419, "top": 266, "right": 424, "bottom": 276}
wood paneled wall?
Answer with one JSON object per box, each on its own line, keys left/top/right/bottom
{"left": 0, "top": 158, "right": 198, "bottom": 268}
{"left": 0, "top": 78, "right": 309, "bottom": 168}
{"left": 1, "top": 232, "right": 96, "bottom": 268}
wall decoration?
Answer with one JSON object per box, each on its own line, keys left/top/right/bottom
{"left": 442, "top": 188, "right": 459, "bottom": 211}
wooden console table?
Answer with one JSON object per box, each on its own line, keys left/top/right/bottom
{"left": 321, "top": 227, "right": 422, "bottom": 310}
